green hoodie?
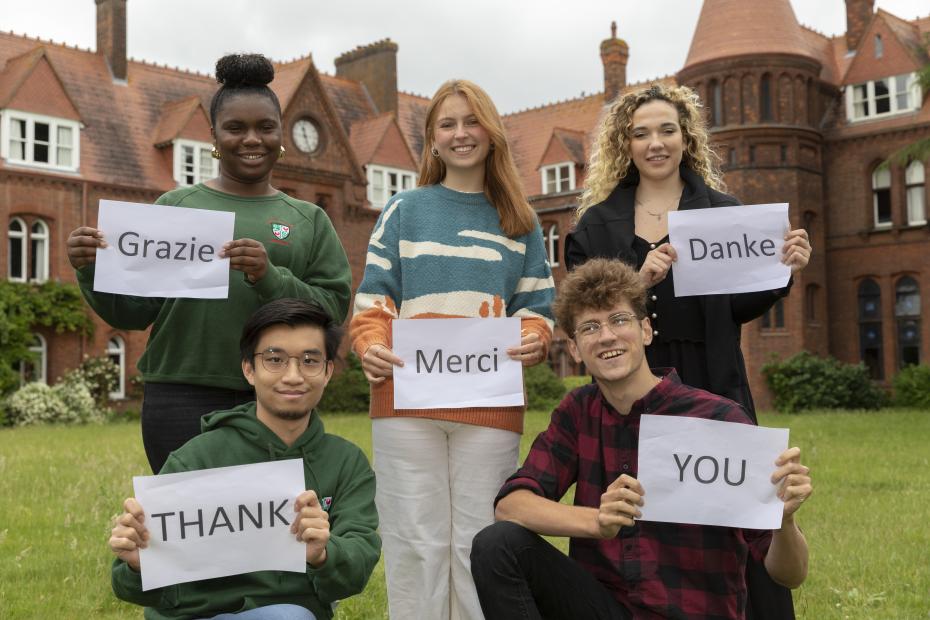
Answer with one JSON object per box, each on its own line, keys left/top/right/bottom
{"left": 111, "top": 404, "right": 380, "bottom": 620}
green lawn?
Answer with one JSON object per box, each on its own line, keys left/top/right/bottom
{"left": 1, "top": 410, "right": 928, "bottom": 619}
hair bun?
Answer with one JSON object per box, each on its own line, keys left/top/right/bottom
{"left": 215, "top": 54, "right": 275, "bottom": 88}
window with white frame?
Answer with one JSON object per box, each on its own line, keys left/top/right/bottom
{"left": 107, "top": 336, "right": 126, "bottom": 399}
{"left": 906, "top": 161, "right": 926, "bottom": 226}
{"left": 872, "top": 168, "right": 892, "bottom": 228}
{"left": 546, "top": 223, "right": 560, "bottom": 267}
{"left": 29, "top": 219, "right": 49, "bottom": 283}
{"left": 19, "top": 334, "right": 47, "bottom": 385}
{"left": 847, "top": 73, "right": 920, "bottom": 121}
{"left": 0, "top": 110, "right": 79, "bottom": 170}
{"left": 541, "top": 163, "right": 575, "bottom": 194}
{"left": 8, "top": 217, "right": 27, "bottom": 281}
{"left": 367, "top": 165, "right": 415, "bottom": 210}
{"left": 173, "top": 140, "right": 218, "bottom": 187}
{"left": 874, "top": 35, "right": 883, "bottom": 59}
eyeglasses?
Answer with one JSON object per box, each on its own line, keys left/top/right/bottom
{"left": 573, "top": 312, "right": 640, "bottom": 340}
{"left": 252, "top": 349, "right": 329, "bottom": 377}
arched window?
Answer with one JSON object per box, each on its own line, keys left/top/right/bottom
{"left": 761, "top": 298, "right": 785, "bottom": 329}
{"left": 760, "top": 74, "right": 773, "bottom": 122}
{"left": 906, "top": 161, "right": 926, "bottom": 226}
{"left": 546, "top": 224, "right": 560, "bottom": 268}
{"left": 30, "top": 219, "right": 49, "bottom": 283}
{"left": 8, "top": 217, "right": 27, "bottom": 281}
{"left": 872, "top": 167, "right": 892, "bottom": 228}
{"left": 858, "top": 278, "right": 883, "bottom": 379}
{"left": 874, "top": 34, "right": 883, "bottom": 59}
{"left": 710, "top": 80, "right": 723, "bottom": 126}
{"left": 895, "top": 276, "right": 921, "bottom": 367}
{"left": 19, "top": 334, "right": 47, "bottom": 384}
{"left": 805, "top": 284, "right": 819, "bottom": 323}
{"left": 107, "top": 336, "right": 126, "bottom": 399}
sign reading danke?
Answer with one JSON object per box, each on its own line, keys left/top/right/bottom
{"left": 392, "top": 317, "right": 524, "bottom": 409}
{"left": 636, "top": 415, "right": 789, "bottom": 530}
{"left": 667, "top": 203, "right": 791, "bottom": 297}
{"left": 134, "top": 459, "right": 306, "bottom": 591}
{"left": 93, "top": 200, "right": 235, "bottom": 299}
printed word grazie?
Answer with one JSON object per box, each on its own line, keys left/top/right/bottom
{"left": 118, "top": 232, "right": 216, "bottom": 262}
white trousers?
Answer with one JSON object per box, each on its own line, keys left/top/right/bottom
{"left": 372, "top": 417, "right": 521, "bottom": 620}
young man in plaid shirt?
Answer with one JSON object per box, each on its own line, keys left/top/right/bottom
{"left": 470, "top": 259, "right": 813, "bottom": 620}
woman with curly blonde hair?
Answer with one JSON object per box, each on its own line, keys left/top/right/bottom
{"left": 565, "top": 82, "right": 810, "bottom": 620}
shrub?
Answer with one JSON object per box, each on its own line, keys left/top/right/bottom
{"left": 562, "top": 374, "right": 591, "bottom": 394}
{"left": 761, "top": 351, "right": 887, "bottom": 413}
{"left": 6, "top": 369, "right": 104, "bottom": 427}
{"left": 524, "top": 363, "right": 566, "bottom": 411}
{"left": 72, "top": 355, "right": 120, "bottom": 410}
{"left": 892, "top": 364, "right": 930, "bottom": 409}
{"left": 317, "top": 355, "right": 370, "bottom": 414}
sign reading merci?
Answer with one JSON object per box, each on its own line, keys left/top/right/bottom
{"left": 392, "top": 318, "right": 524, "bottom": 409}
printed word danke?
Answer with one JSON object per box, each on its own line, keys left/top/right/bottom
{"left": 416, "top": 348, "right": 500, "bottom": 374}
{"left": 150, "top": 499, "right": 290, "bottom": 542}
{"left": 118, "top": 232, "right": 216, "bottom": 262}
{"left": 689, "top": 234, "right": 776, "bottom": 261}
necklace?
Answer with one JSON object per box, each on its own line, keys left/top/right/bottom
{"left": 635, "top": 193, "right": 682, "bottom": 221}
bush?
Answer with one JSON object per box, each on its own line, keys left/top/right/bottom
{"left": 892, "top": 364, "right": 930, "bottom": 409}
{"left": 562, "top": 374, "right": 591, "bottom": 394}
{"left": 524, "top": 363, "right": 566, "bottom": 411}
{"left": 317, "top": 355, "right": 370, "bottom": 414}
{"left": 5, "top": 366, "right": 106, "bottom": 427}
{"left": 72, "top": 355, "right": 120, "bottom": 410}
{"left": 761, "top": 351, "right": 887, "bottom": 413}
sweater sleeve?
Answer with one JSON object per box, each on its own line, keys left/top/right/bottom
{"left": 508, "top": 222, "right": 555, "bottom": 359}
{"left": 349, "top": 197, "right": 404, "bottom": 357}
{"left": 75, "top": 265, "right": 166, "bottom": 330}
{"left": 306, "top": 445, "right": 380, "bottom": 604}
{"left": 251, "top": 207, "right": 352, "bottom": 324}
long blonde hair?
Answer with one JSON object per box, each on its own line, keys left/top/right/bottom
{"left": 577, "top": 84, "right": 723, "bottom": 220}
{"left": 418, "top": 79, "right": 536, "bottom": 238}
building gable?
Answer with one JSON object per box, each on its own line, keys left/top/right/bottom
{"left": 350, "top": 113, "right": 417, "bottom": 171}
{"left": 152, "top": 96, "right": 211, "bottom": 147}
{"left": 843, "top": 12, "right": 926, "bottom": 85}
{"left": 0, "top": 47, "right": 81, "bottom": 121}
{"left": 538, "top": 128, "right": 586, "bottom": 169}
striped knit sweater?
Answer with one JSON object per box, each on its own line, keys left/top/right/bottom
{"left": 350, "top": 184, "right": 556, "bottom": 433}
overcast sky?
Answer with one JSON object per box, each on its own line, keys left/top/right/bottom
{"left": 2, "top": 1, "right": 928, "bottom": 113}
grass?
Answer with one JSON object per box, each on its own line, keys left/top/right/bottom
{"left": 1, "top": 409, "right": 929, "bottom": 619}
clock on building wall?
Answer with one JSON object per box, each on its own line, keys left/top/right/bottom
{"left": 292, "top": 118, "right": 321, "bottom": 154}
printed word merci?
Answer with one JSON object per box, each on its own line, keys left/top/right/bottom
{"left": 150, "top": 499, "right": 291, "bottom": 542}
{"left": 674, "top": 453, "right": 747, "bottom": 486}
{"left": 117, "top": 232, "right": 216, "bottom": 262}
{"left": 415, "top": 348, "right": 501, "bottom": 374}
{"left": 688, "top": 234, "right": 776, "bottom": 261}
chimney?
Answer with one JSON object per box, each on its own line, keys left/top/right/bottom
{"left": 335, "top": 39, "right": 399, "bottom": 114}
{"left": 845, "top": 0, "right": 875, "bottom": 52}
{"left": 96, "top": 0, "right": 127, "bottom": 80}
{"left": 600, "top": 21, "right": 629, "bottom": 103}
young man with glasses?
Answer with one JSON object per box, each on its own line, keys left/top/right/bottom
{"left": 470, "top": 259, "right": 813, "bottom": 619}
{"left": 108, "top": 299, "right": 380, "bottom": 620}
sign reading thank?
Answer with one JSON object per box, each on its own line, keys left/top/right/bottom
{"left": 93, "top": 200, "right": 235, "bottom": 299}
{"left": 667, "top": 203, "right": 791, "bottom": 297}
{"left": 392, "top": 317, "right": 524, "bottom": 409}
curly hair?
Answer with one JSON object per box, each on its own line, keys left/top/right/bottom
{"left": 577, "top": 84, "right": 723, "bottom": 220}
{"left": 209, "top": 53, "right": 282, "bottom": 126}
{"left": 552, "top": 258, "right": 647, "bottom": 334}
{"left": 418, "top": 79, "right": 536, "bottom": 238}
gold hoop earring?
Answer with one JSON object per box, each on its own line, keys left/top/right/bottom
{"left": 430, "top": 147, "right": 439, "bottom": 157}
{"left": 279, "top": 145, "right": 286, "bottom": 159}
{"left": 211, "top": 146, "right": 221, "bottom": 160}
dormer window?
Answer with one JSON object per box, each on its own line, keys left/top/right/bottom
{"left": 367, "top": 165, "right": 415, "bottom": 210}
{"left": 541, "top": 163, "right": 576, "bottom": 194}
{"left": 0, "top": 110, "right": 80, "bottom": 171}
{"left": 874, "top": 35, "right": 883, "bottom": 59}
{"left": 847, "top": 73, "right": 920, "bottom": 121}
{"left": 173, "top": 139, "right": 218, "bottom": 187}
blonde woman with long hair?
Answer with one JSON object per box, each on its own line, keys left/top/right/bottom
{"left": 350, "top": 79, "right": 555, "bottom": 619}
{"left": 565, "top": 84, "right": 811, "bottom": 620}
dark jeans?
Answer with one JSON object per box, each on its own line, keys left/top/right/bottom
{"left": 746, "top": 555, "right": 796, "bottom": 620}
{"left": 470, "top": 521, "right": 632, "bottom": 620}
{"left": 141, "top": 382, "right": 253, "bottom": 473}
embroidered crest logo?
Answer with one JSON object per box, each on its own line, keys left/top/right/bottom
{"left": 321, "top": 496, "right": 333, "bottom": 512}
{"left": 271, "top": 223, "right": 290, "bottom": 240}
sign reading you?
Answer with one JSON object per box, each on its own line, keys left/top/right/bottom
{"left": 93, "top": 200, "right": 235, "bottom": 299}
{"left": 636, "top": 415, "right": 789, "bottom": 530}
{"left": 667, "top": 203, "right": 791, "bottom": 297}
{"left": 134, "top": 459, "right": 306, "bottom": 591}
{"left": 392, "top": 317, "right": 524, "bottom": 409}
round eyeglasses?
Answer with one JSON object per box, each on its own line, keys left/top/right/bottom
{"left": 252, "top": 350, "right": 329, "bottom": 377}
{"left": 573, "top": 312, "right": 640, "bottom": 341}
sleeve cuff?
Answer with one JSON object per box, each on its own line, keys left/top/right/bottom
{"left": 250, "top": 265, "right": 285, "bottom": 300}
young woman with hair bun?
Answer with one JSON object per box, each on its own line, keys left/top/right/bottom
{"left": 351, "top": 79, "right": 556, "bottom": 619}
{"left": 67, "top": 53, "right": 351, "bottom": 474}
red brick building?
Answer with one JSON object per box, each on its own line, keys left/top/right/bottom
{"left": 2, "top": 0, "right": 928, "bottom": 407}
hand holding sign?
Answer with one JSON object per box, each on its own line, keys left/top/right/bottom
{"left": 360, "top": 344, "right": 404, "bottom": 384}
{"left": 596, "top": 474, "right": 644, "bottom": 539}
{"left": 781, "top": 229, "right": 812, "bottom": 273}
{"left": 108, "top": 497, "right": 150, "bottom": 572}
{"left": 220, "top": 238, "right": 269, "bottom": 284}
{"left": 772, "top": 447, "right": 813, "bottom": 519}
{"left": 639, "top": 243, "right": 678, "bottom": 288}
{"left": 292, "top": 490, "right": 330, "bottom": 567}
{"left": 67, "top": 226, "right": 108, "bottom": 268}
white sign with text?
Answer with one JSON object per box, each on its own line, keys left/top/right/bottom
{"left": 667, "top": 203, "right": 791, "bottom": 296}
{"left": 392, "top": 317, "right": 524, "bottom": 409}
{"left": 636, "top": 415, "right": 788, "bottom": 530}
{"left": 134, "top": 459, "right": 306, "bottom": 591}
{"left": 93, "top": 200, "right": 234, "bottom": 298}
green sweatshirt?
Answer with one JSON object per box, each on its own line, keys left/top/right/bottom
{"left": 77, "top": 184, "right": 352, "bottom": 390}
{"left": 111, "top": 403, "right": 380, "bottom": 620}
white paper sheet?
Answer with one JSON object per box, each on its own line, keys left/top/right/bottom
{"left": 133, "top": 459, "right": 306, "bottom": 591}
{"left": 667, "top": 203, "right": 791, "bottom": 296}
{"left": 392, "top": 317, "right": 524, "bottom": 409}
{"left": 93, "top": 199, "right": 234, "bottom": 298}
{"left": 636, "top": 415, "right": 789, "bottom": 530}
